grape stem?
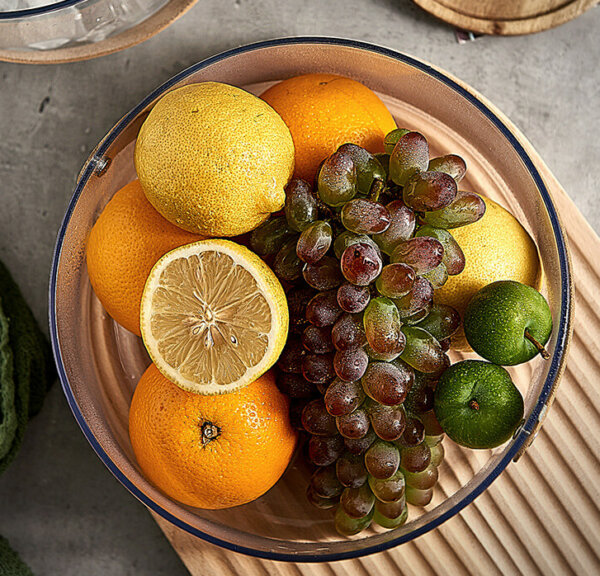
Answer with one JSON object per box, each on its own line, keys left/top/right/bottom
{"left": 368, "top": 178, "right": 385, "bottom": 202}
{"left": 524, "top": 329, "right": 550, "bottom": 360}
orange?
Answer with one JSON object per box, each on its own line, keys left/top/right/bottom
{"left": 129, "top": 364, "right": 297, "bottom": 509}
{"left": 261, "top": 74, "right": 397, "bottom": 183}
{"left": 86, "top": 180, "right": 200, "bottom": 336}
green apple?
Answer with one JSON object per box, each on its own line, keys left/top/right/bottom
{"left": 434, "top": 360, "right": 524, "bottom": 450}
{"left": 464, "top": 280, "right": 552, "bottom": 366}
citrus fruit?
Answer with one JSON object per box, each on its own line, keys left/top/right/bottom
{"left": 261, "top": 74, "right": 396, "bottom": 183}
{"left": 434, "top": 360, "right": 524, "bottom": 449}
{"left": 135, "top": 82, "right": 295, "bottom": 237}
{"left": 434, "top": 196, "right": 541, "bottom": 350}
{"left": 129, "top": 364, "right": 297, "bottom": 509}
{"left": 140, "top": 239, "right": 288, "bottom": 394}
{"left": 86, "top": 180, "right": 200, "bottom": 336}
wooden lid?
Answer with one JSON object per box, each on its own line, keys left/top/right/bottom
{"left": 0, "top": 0, "right": 197, "bottom": 65}
{"left": 413, "top": 0, "right": 597, "bottom": 35}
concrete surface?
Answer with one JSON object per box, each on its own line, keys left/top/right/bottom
{"left": 0, "top": 1, "right": 598, "bottom": 574}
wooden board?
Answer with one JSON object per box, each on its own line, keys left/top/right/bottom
{"left": 151, "top": 95, "right": 600, "bottom": 576}
{"left": 413, "top": 0, "right": 598, "bottom": 35}
{"left": 0, "top": 0, "right": 197, "bottom": 65}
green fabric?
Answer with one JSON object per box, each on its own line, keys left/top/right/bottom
{"left": 0, "top": 536, "right": 34, "bottom": 576}
{"left": 0, "top": 260, "right": 56, "bottom": 474}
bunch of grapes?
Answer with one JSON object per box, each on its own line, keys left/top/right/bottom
{"left": 251, "top": 129, "right": 485, "bottom": 535}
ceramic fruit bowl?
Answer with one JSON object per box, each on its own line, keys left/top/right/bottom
{"left": 49, "top": 37, "right": 572, "bottom": 561}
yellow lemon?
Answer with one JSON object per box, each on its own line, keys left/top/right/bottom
{"left": 436, "top": 197, "right": 542, "bottom": 351}
{"left": 140, "top": 239, "right": 288, "bottom": 395}
{"left": 135, "top": 82, "right": 294, "bottom": 237}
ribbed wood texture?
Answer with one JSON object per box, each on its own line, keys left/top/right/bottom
{"left": 413, "top": 0, "right": 597, "bottom": 35}
{"left": 152, "top": 123, "right": 600, "bottom": 576}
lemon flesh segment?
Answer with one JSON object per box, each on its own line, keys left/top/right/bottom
{"left": 141, "top": 240, "right": 288, "bottom": 394}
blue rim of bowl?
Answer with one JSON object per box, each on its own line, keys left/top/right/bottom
{"left": 49, "top": 36, "right": 572, "bottom": 562}
{"left": 0, "top": 0, "right": 84, "bottom": 20}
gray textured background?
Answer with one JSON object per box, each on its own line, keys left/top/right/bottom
{"left": 0, "top": 1, "right": 598, "bottom": 574}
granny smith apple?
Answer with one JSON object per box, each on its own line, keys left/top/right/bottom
{"left": 434, "top": 360, "right": 524, "bottom": 450}
{"left": 464, "top": 280, "right": 552, "bottom": 366}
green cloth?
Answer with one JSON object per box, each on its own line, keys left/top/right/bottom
{"left": 0, "top": 260, "right": 55, "bottom": 474}
{"left": 0, "top": 536, "right": 34, "bottom": 576}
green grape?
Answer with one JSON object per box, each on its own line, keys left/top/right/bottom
{"left": 415, "top": 303, "right": 461, "bottom": 341}
{"left": 384, "top": 128, "right": 411, "bottom": 154}
{"left": 334, "top": 230, "right": 380, "bottom": 259}
{"left": 365, "top": 399, "right": 407, "bottom": 442}
{"left": 368, "top": 470, "right": 405, "bottom": 503}
{"left": 400, "top": 326, "right": 446, "bottom": 373}
{"left": 374, "top": 153, "right": 390, "bottom": 179}
{"left": 318, "top": 151, "right": 357, "bottom": 207}
{"left": 403, "top": 171, "right": 457, "bottom": 212}
{"left": 393, "top": 277, "right": 434, "bottom": 319}
{"left": 390, "top": 237, "right": 444, "bottom": 275}
{"left": 374, "top": 501, "right": 408, "bottom": 529}
{"left": 372, "top": 200, "right": 416, "bottom": 255}
{"left": 424, "top": 434, "right": 444, "bottom": 448}
{"left": 363, "top": 297, "right": 405, "bottom": 356}
{"left": 296, "top": 220, "right": 333, "bottom": 264}
{"left": 341, "top": 199, "right": 391, "bottom": 234}
{"left": 376, "top": 263, "right": 415, "bottom": 298}
{"left": 311, "top": 464, "right": 344, "bottom": 498}
{"left": 400, "top": 443, "right": 431, "bottom": 473}
{"left": 365, "top": 439, "right": 400, "bottom": 479}
{"left": 415, "top": 225, "right": 465, "bottom": 275}
{"left": 341, "top": 484, "right": 375, "bottom": 519}
{"left": 389, "top": 131, "right": 429, "bottom": 186}
{"left": 364, "top": 343, "right": 401, "bottom": 362}
{"left": 250, "top": 216, "right": 295, "bottom": 256}
{"left": 422, "top": 263, "right": 449, "bottom": 289}
{"left": 402, "top": 463, "right": 439, "bottom": 490}
{"left": 336, "top": 452, "right": 368, "bottom": 488}
{"left": 307, "top": 485, "right": 338, "bottom": 509}
{"left": 285, "top": 179, "right": 318, "bottom": 232}
{"left": 335, "top": 505, "right": 374, "bottom": 536}
{"left": 337, "top": 143, "right": 387, "bottom": 196}
{"left": 273, "top": 238, "right": 303, "bottom": 282}
{"left": 405, "top": 485, "right": 433, "bottom": 507}
{"left": 429, "top": 441, "right": 445, "bottom": 467}
{"left": 428, "top": 154, "right": 467, "bottom": 183}
{"left": 421, "top": 190, "right": 486, "bottom": 229}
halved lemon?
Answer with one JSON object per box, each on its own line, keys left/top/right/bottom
{"left": 140, "top": 239, "right": 288, "bottom": 395}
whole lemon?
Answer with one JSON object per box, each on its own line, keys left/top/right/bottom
{"left": 135, "top": 82, "right": 294, "bottom": 237}
{"left": 435, "top": 197, "right": 542, "bottom": 351}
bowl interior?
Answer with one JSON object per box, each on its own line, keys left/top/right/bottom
{"left": 51, "top": 40, "right": 570, "bottom": 560}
